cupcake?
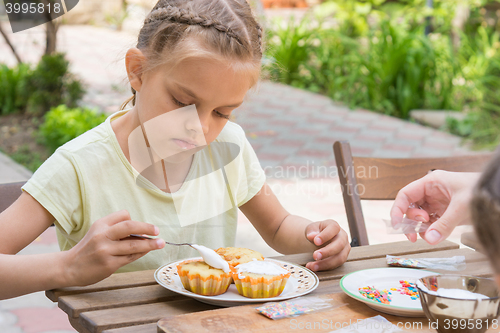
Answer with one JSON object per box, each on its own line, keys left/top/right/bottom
{"left": 215, "top": 247, "right": 264, "bottom": 266}
{"left": 231, "top": 260, "right": 291, "bottom": 298}
{"left": 176, "top": 259, "right": 232, "bottom": 296}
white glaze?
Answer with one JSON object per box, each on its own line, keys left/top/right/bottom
{"left": 235, "top": 260, "right": 288, "bottom": 279}
{"left": 417, "top": 280, "right": 489, "bottom": 300}
{"left": 191, "top": 244, "right": 229, "bottom": 273}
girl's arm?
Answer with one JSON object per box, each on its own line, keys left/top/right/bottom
{"left": 0, "top": 192, "right": 164, "bottom": 300}
{"left": 239, "top": 183, "right": 350, "bottom": 272}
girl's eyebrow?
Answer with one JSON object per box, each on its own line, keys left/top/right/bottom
{"left": 175, "top": 84, "right": 243, "bottom": 108}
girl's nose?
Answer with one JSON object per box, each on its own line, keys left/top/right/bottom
{"left": 197, "top": 109, "right": 211, "bottom": 135}
{"left": 185, "top": 108, "right": 209, "bottom": 135}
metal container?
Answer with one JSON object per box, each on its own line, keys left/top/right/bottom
{"left": 417, "top": 275, "right": 500, "bottom": 333}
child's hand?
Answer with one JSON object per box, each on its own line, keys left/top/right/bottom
{"left": 304, "top": 220, "right": 350, "bottom": 272}
{"left": 62, "top": 210, "right": 165, "bottom": 286}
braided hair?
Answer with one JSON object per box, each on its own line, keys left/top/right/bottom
{"left": 120, "top": 0, "right": 262, "bottom": 110}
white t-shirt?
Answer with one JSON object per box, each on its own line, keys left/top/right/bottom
{"left": 22, "top": 110, "right": 266, "bottom": 272}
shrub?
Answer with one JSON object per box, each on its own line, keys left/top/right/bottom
{"left": 264, "top": 16, "right": 320, "bottom": 86}
{"left": 0, "top": 53, "right": 85, "bottom": 115}
{"left": 26, "top": 53, "right": 85, "bottom": 114}
{"left": 0, "top": 63, "right": 31, "bottom": 115}
{"left": 38, "top": 105, "right": 107, "bottom": 153}
{"left": 265, "top": 14, "right": 458, "bottom": 119}
{"left": 353, "top": 20, "right": 456, "bottom": 119}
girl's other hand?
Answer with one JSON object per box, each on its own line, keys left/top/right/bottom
{"left": 62, "top": 210, "right": 165, "bottom": 286}
{"left": 304, "top": 220, "right": 350, "bottom": 272}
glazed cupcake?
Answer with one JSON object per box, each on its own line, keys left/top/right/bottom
{"left": 215, "top": 247, "right": 264, "bottom": 266}
{"left": 231, "top": 260, "right": 291, "bottom": 298}
{"left": 176, "top": 259, "right": 232, "bottom": 296}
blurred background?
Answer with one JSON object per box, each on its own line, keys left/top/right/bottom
{"left": 0, "top": 1, "right": 498, "bottom": 332}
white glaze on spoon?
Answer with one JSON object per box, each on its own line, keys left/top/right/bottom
{"left": 191, "top": 244, "right": 229, "bottom": 273}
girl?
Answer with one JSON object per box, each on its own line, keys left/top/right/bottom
{"left": 0, "top": 0, "right": 349, "bottom": 300}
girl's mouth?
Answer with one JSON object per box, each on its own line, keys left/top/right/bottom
{"left": 173, "top": 139, "right": 197, "bottom": 150}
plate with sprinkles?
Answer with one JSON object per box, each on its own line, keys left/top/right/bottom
{"left": 340, "top": 268, "right": 438, "bottom": 317}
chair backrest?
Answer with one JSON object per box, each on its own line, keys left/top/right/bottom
{"left": 0, "top": 181, "right": 26, "bottom": 213}
{"left": 333, "top": 140, "right": 494, "bottom": 247}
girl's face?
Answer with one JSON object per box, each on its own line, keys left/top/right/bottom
{"left": 133, "top": 55, "right": 253, "bottom": 163}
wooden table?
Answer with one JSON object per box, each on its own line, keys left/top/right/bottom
{"left": 46, "top": 240, "right": 495, "bottom": 333}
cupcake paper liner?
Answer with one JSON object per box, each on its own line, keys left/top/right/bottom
{"left": 231, "top": 267, "right": 291, "bottom": 298}
{"left": 177, "top": 260, "right": 232, "bottom": 296}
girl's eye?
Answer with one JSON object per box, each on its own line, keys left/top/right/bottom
{"left": 172, "top": 96, "right": 189, "bottom": 108}
{"left": 173, "top": 95, "right": 229, "bottom": 119}
{"left": 214, "top": 110, "right": 230, "bottom": 120}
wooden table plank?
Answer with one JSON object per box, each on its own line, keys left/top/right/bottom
{"left": 461, "top": 231, "right": 485, "bottom": 253}
{"left": 69, "top": 317, "right": 91, "bottom": 333}
{"left": 79, "top": 299, "right": 218, "bottom": 333}
{"left": 102, "top": 323, "right": 157, "bottom": 333}
{"left": 59, "top": 285, "right": 183, "bottom": 319}
{"left": 46, "top": 239, "right": 459, "bottom": 302}
{"left": 267, "top": 239, "right": 459, "bottom": 267}
{"left": 46, "top": 269, "right": 157, "bottom": 302}
{"left": 346, "top": 239, "right": 459, "bottom": 262}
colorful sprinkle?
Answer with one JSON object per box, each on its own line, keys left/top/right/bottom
{"left": 387, "top": 257, "right": 424, "bottom": 268}
{"left": 397, "top": 280, "right": 419, "bottom": 299}
{"left": 359, "top": 281, "right": 419, "bottom": 305}
{"left": 256, "top": 301, "right": 310, "bottom": 319}
{"left": 358, "top": 286, "right": 392, "bottom": 304}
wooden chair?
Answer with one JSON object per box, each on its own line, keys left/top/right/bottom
{"left": 0, "top": 181, "right": 26, "bottom": 213}
{"left": 333, "top": 141, "right": 493, "bottom": 247}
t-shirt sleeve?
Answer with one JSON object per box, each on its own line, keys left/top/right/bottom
{"left": 232, "top": 127, "right": 266, "bottom": 207}
{"left": 21, "top": 149, "right": 84, "bottom": 235}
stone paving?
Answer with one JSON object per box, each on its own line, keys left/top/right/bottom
{"left": 0, "top": 23, "right": 478, "bottom": 333}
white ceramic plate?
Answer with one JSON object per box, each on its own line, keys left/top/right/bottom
{"left": 155, "top": 257, "right": 319, "bottom": 307}
{"left": 340, "top": 267, "right": 439, "bottom": 317}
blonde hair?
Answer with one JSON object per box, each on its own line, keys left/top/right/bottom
{"left": 120, "top": 0, "right": 263, "bottom": 110}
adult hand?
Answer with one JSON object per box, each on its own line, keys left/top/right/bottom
{"left": 390, "top": 171, "right": 480, "bottom": 245}
{"left": 62, "top": 210, "right": 165, "bottom": 286}
{"left": 304, "top": 220, "right": 350, "bottom": 271}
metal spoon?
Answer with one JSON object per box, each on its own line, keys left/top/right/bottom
{"left": 129, "top": 234, "right": 195, "bottom": 249}
{"left": 128, "top": 234, "right": 229, "bottom": 272}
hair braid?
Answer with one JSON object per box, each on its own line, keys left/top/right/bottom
{"left": 145, "top": 5, "right": 245, "bottom": 47}
{"left": 255, "top": 23, "right": 263, "bottom": 54}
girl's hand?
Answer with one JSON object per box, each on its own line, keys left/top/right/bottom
{"left": 304, "top": 220, "right": 350, "bottom": 272}
{"left": 62, "top": 210, "right": 165, "bottom": 286}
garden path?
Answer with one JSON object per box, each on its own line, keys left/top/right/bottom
{"left": 0, "top": 23, "right": 478, "bottom": 333}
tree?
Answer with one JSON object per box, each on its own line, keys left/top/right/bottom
{"left": 41, "top": 0, "right": 60, "bottom": 55}
{"left": 0, "top": 23, "right": 23, "bottom": 63}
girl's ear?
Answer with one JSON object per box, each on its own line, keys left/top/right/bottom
{"left": 125, "top": 48, "right": 146, "bottom": 92}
